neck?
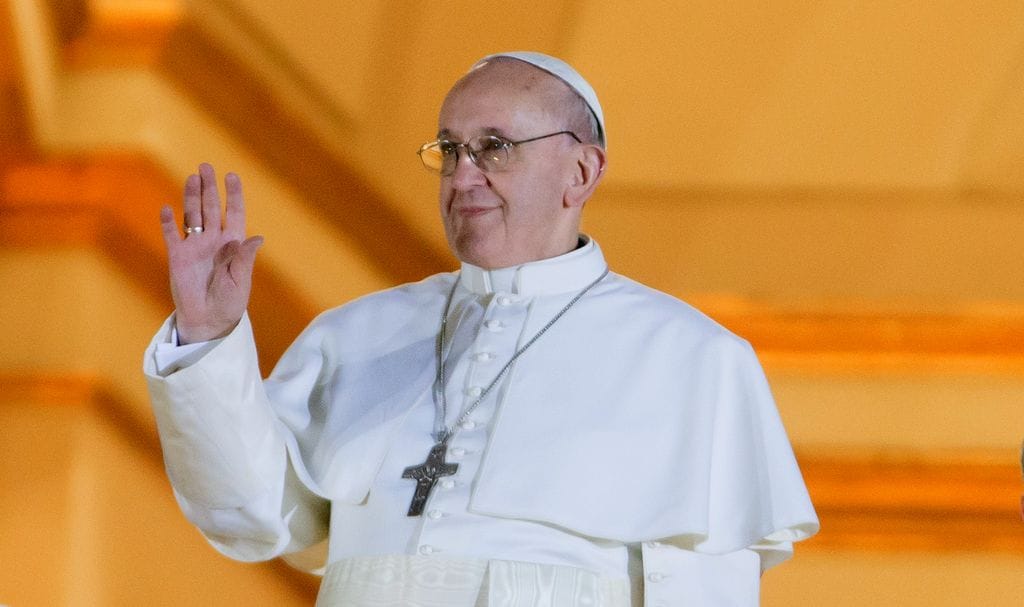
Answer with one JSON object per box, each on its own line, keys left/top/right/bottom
{"left": 465, "top": 236, "right": 586, "bottom": 271}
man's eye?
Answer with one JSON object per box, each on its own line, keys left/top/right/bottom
{"left": 479, "top": 138, "right": 506, "bottom": 153}
{"left": 438, "top": 141, "right": 458, "bottom": 156}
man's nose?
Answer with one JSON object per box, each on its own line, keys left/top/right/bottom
{"left": 449, "top": 149, "right": 487, "bottom": 189}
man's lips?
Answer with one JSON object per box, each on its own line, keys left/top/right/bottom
{"left": 453, "top": 205, "right": 498, "bottom": 217}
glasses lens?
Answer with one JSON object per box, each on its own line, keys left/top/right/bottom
{"left": 438, "top": 141, "right": 462, "bottom": 175}
{"left": 418, "top": 141, "right": 445, "bottom": 173}
{"left": 470, "top": 136, "right": 508, "bottom": 172}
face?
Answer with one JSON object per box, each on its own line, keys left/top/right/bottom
{"left": 436, "top": 62, "right": 584, "bottom": 269}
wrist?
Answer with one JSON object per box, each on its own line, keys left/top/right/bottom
{"left": 175, "top": 316, "right": 240, "bottom": 345}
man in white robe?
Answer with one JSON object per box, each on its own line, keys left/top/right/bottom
{"left": 144, "top": 52, "right": 818, "bottom": 606}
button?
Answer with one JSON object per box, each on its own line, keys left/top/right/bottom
{"left": 450, "top": 447, "right": 466, "bottom": 457}
{"left": 460, "top": 420, "right": 476, "bottom": 430}
{"left": 647, "top": 572, "right": 666, "bottom": 583}
{"left": 427, "top": 509, "right": 443, "bottom": 520}
{"left": 484, "top": 320, "right": 504, "bottom": 332}
{"left": 440, "top": 479, "right": 455, "bottom": 489}
{"left": 465, "top": 386, "right": 483, "bottom": 397}
{"left": 473, "top": 352, "right": 494, "bottom": 362}
{"left": 418, "top": 545, "right": 435, "bottom": 555}
{"left": 497, "top": 295, "right": 513, "bottom": 306}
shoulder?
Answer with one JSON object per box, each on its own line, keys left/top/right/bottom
{"left": 599, "top": 272, "right": 751, "bottom": 352}
{"left": 320, "top": 272, "right": 455, "bottom": 321}
{"left": 297, "top": 272, "right": 457, "bottom": 349}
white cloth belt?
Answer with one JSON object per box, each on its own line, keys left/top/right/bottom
{"left": 315, "top": 555, "right": 637, "bottom": 607}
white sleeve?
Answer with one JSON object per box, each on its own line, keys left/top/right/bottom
{"left": 640, "top": 542, "right": 761, "bottom": 607}
{"left": 151, "top": 322, "right": 224, "bottom": 375}
{"left": 143, "top": 313, "right": 329, "bottom": 567}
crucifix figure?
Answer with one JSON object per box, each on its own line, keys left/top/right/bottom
{"left": 401, "top": 442, "right": 459, "bottom": 516}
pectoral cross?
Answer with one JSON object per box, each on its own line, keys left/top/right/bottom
{"left": 401, "top": 442, "right": 458, "bottom": 516}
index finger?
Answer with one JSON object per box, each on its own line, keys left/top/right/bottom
{"left": 159, "top": 205, "right": 183, "bottom": 249}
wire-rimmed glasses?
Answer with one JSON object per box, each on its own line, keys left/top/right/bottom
{"left": 417, "top": 130, "right": 581, "bottom": 176}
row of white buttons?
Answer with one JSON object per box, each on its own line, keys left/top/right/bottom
{"left": 419, "top": 296, "right": 509, "bottom": 565}
{"left": 463, "top": 342, "right": 494, "bottom": 424}
{"left": 416, "top": 439, "right": 471, "bottom": 557}
{"left": 417, "top": 467, "right": 458, "bottom": 555}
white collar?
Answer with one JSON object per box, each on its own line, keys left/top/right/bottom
{"left": 458, "top": 236, "right": 608, "bottom": 296}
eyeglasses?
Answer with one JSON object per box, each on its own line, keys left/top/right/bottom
{"left": 417, "top": 130, "right": 581, "bottom": 176}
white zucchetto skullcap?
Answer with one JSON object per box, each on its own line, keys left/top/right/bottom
{"left": 472, "top": 51, "right": 606, "bottom": 147}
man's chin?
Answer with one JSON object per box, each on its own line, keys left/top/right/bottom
{"left": 454, "top": 240, "right": 512, "bottom": 270}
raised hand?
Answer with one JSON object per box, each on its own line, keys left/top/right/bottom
{"left": 160, "top": 163, "right": 264, "bottom": 344}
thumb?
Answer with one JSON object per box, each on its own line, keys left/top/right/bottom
{"left": 231, "top": 235, "right": 264, "bottom": 282}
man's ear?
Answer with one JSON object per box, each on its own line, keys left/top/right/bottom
{"left": 565, "top": 144, "right": 607, "bottom": 209}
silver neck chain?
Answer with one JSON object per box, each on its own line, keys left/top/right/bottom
{"left": 432, "top": 267, "right": 610, "bottom": 444}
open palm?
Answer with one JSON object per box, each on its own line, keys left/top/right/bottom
{"left": 160, "top": 163, "right": 263, "bottom": 344}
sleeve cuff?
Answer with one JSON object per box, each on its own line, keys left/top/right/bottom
{"left": 152, "top": 321, "right": 226, "bottom": 376}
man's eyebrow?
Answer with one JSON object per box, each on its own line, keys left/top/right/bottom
{"left": 436, "top": 127, "right": 509, "bottom": 140}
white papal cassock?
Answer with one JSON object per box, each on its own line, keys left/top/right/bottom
{"left": 144, "top": 237, "right": 818, "bottom": 606}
